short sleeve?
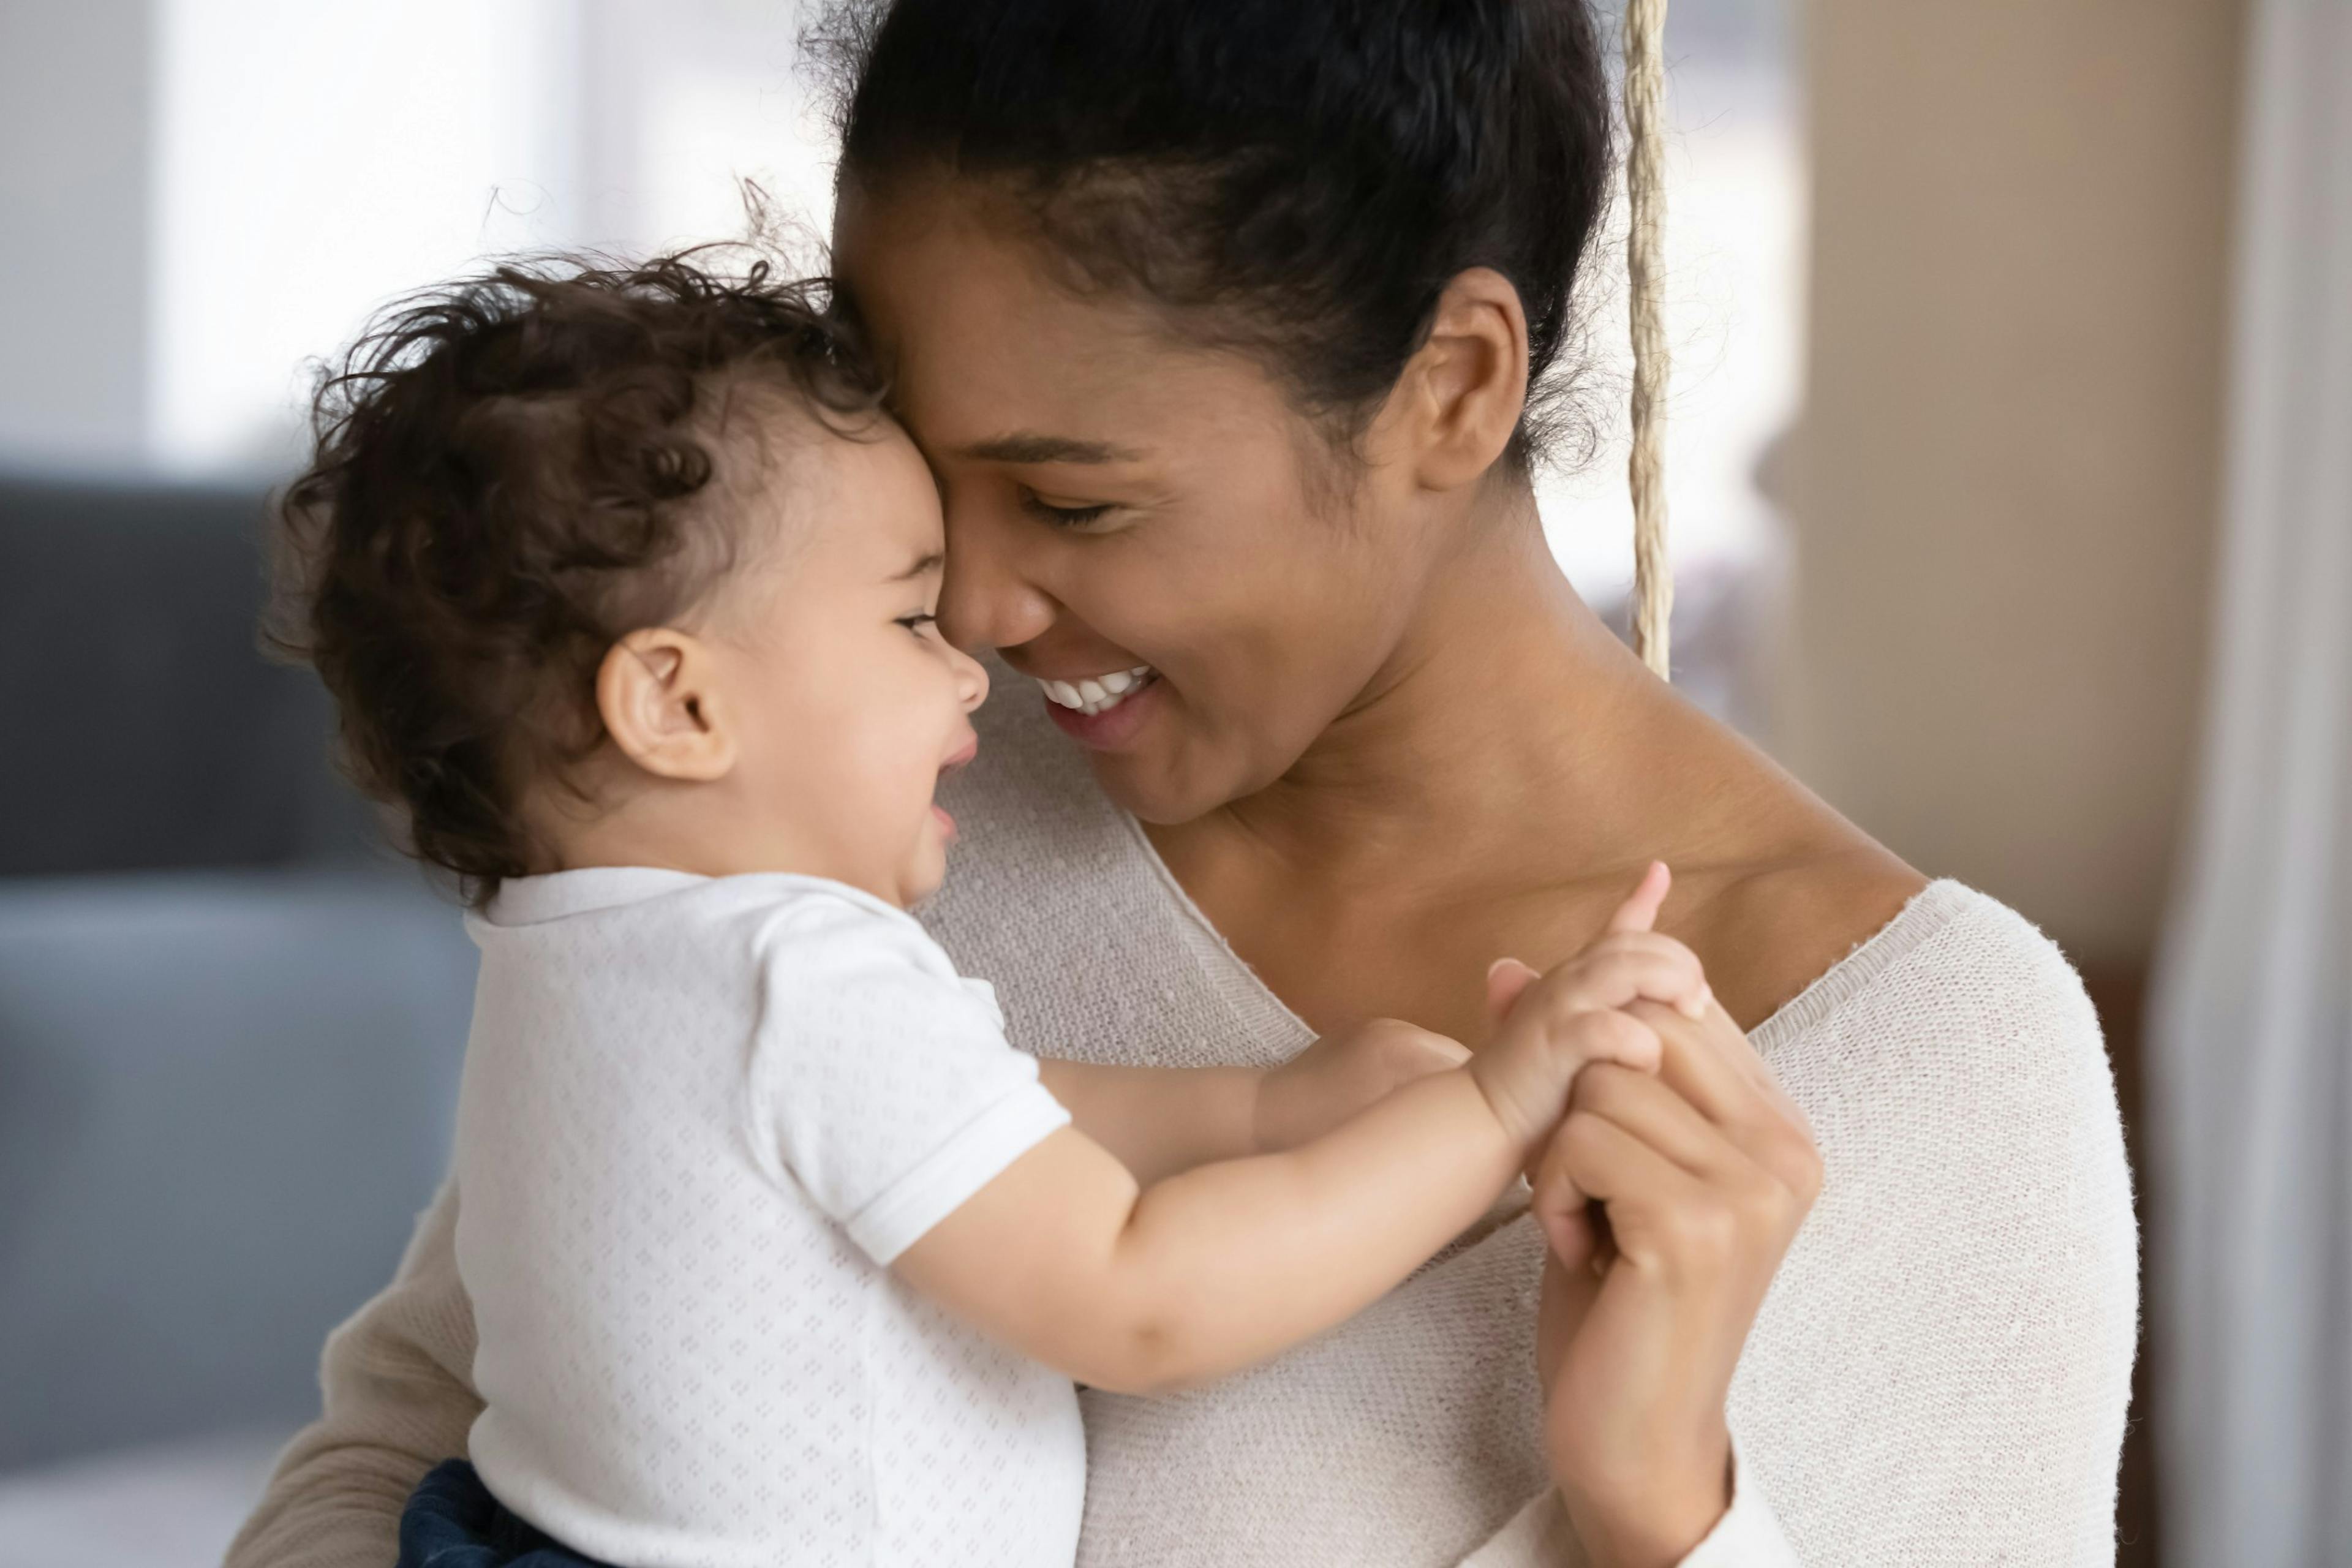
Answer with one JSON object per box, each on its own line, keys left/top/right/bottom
{"left": 746, "top": 895, "right": 1070, "bottom": 1265}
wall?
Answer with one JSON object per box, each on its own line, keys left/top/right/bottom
{"left": 0, "top": 1, "right": 152, "bottom": 469}
{"left": 1780, "top": 0, "right": 2245, "bottom": 961}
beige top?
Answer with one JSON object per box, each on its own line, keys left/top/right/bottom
{"left": 228, "top": 682, "right": 2138, "bottom": 1567}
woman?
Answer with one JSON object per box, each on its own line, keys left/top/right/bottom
{"left": 229, "top": 2, "right": 2136, "bottom": 1564}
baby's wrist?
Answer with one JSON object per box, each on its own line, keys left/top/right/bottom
{"left": 1464, "top": 1042, "right": 1544, "bottom": 1156}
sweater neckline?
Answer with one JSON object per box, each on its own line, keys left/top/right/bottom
{"left": 1113, "top": 807, "right": 1973, "bottom": 1058}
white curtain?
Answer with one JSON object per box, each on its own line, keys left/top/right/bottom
{"left": 2149, "top": 0, "right": 2352, "bottom": 1563}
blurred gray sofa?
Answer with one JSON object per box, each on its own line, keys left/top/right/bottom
{"left": 0, "top": 475, "right": 477, "bottom": 1559}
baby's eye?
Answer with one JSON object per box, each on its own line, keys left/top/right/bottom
{"left": 896, "top": 611, "right": 940, "bottom": 635}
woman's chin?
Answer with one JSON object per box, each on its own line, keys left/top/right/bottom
{"left": 1082, "top": 746, "right": 1229, "bottom": 829}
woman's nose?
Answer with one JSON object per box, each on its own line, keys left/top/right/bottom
{"left": 938, "top": 504, "right": 1055, "bottom": 654}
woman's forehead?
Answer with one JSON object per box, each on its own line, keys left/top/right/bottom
{"left": 840, "top": 190, "right": 1142, "bottom": 362}
{"left": 837, "top": 190, "right": 1281, "bottom": 460}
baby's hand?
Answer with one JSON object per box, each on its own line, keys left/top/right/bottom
{"left": 1469, "top": 862, "right": 1711, "bottom": 1152}
{"left": 1255, "top": 1018, "right": 1472, "bottom": 1153}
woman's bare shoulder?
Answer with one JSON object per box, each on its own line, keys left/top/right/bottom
{"left": 1678, "top": 841, "right": 1928, "bottom": 1031}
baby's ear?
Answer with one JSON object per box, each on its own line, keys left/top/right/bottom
{"left": 597, "top": 628, "right": 737, "bottom": 782}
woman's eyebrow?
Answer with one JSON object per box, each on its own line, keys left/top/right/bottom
{"left": 958, "top": 432, "right": 1143, "bottom": 465}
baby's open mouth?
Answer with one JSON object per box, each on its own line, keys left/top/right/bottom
{"left": 1033, "top": 666, "right": 1156, "bottom": 719}
{"left": 937, "top": 735, "right": 979, "bottom": 778}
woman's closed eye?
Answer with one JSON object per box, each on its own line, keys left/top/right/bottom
{"left": 1018, "top": 489, "right": 1120, "bottom": 532}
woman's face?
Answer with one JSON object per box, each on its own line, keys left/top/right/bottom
{"left": 834, "top": 184, "right": 1455, "bottom": 825}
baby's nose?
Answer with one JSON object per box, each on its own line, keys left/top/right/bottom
{"left": 952, "top": 646, "right": 992, "bottom": 711}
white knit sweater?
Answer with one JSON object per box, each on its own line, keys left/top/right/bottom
{"left": 227, "top": 686, "right": 2139, "bottom": 1568}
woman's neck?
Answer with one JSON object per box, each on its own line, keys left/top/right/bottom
{"left": 1143, "top": 489, "right": 1916, "bottom": 1039}
{"left": 1215, "top": 502, "right": 1686, "bottom": 886}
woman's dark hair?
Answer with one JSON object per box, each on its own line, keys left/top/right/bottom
{"left": 268, "top": 251, "right": 884, "bottom": 902}
{"left": 814, "top": 0, "right": 1614, "bottom": 469}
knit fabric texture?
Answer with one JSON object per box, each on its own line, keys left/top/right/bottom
{"left": 454, "top": 869, "right": 1081, "bottom": 1567}
{"left": 227, "top": 682, "right": 2138, "bottom": 1568}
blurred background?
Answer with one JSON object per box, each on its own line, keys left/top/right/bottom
{"left": 0, "top": 1, "right": 2343, "bottom": 1564}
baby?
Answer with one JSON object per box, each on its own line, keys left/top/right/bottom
{"left": 274, "top": 254, "right": 1711, "bottom": 1568}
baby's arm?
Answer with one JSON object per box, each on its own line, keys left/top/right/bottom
{"left": 897, "top": 865, "right": 1701, "bottom": 1395}
{"left": 1032, "top": 1061, "right": 1258, "bottom": 1187}
{"left": 1036, "top": 1020, "right": 1469, "bottom": 1185}
{"left": 896, "top": 1065, "right": 1521, "bottom": 1393}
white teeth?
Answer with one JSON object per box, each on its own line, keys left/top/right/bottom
{"left": 1036, "top": 665, "right": 1154, "bottom": 717}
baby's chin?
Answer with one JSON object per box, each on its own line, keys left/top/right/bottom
{"left": 895, "top": 837, "right": 952, "bottom": 910}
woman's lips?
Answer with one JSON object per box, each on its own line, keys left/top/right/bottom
{"left": 1034, "top": 665, "right": 1155, "bottom": 717}
{"left": 1040, "top": 670, "right": 1163, "bottom": 750}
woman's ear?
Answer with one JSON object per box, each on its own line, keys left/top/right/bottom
{"left": 1382, "top": 266, "right": 1532, "bottom": 492}
{"left": 595, "top": 628, "right": 738, "bottom": 782}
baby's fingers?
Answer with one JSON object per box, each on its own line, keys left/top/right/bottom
{"left": 1604, "top": 860, "right": 1673, "bottom": 935}
{"left": 1477, "top": 1008, "right": 1662, "bottom": 1151}
{"left": 1543, "top": 935, "right": 1713, "bottom": 1022}
{"left": 1553, "top": 1006, "right": 1665, "bottom": 1077}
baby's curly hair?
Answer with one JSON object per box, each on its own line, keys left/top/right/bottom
{"left": 268, "top": 250, "right": 887, "bottom": 902}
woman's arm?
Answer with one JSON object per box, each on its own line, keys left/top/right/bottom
{"left": 224, "top": 1178, "right": 484, "bottom": 1568}
{"left": 1463, "top": 1434, "right": 1798, "bottom": 1568}
{"left": 1466, "top": 901, "right": 2138, "bottom": 1566}
{"left": 1520, "top": 997, "right": 1822, "bottom": 1566}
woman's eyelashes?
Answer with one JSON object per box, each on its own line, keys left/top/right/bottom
{"left": 1018, "top": 489, "right": 1119, "bottom": 532}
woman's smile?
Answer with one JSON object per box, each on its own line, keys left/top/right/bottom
{"left": 1032, "top": 664, "right": 1155, "bottom": 717}
{"left": 1033, "top": 665, "right": 1164, "bottom": 750}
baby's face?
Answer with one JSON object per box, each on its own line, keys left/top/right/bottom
{"left": 702, "top": 416, "right": 989, "bottom": 907}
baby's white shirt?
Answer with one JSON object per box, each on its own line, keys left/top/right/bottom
{"left": 453, "top": 867, "right": 1083, "bottom": 1568}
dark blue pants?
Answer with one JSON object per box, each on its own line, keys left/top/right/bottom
{"left": 398, "top": 1460, "right": 612, "bottom": 1568}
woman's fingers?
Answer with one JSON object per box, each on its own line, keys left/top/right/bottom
{"left": 1530, "top": 1063, "right": 1738, "bottom": 1273}
{"left": 1567, "top": 1062, "right": 1742, "bottom": 1182}
{"left": 1622, "top": 999, "right": 1760, "bottom": 1128}
{"left": 1544, "top": 1107, "right": 1716, "bottom": 1277}
{"left": 1624, "top": 1000, "right": 1824, "bottom": 1207}
{"left": 1528, "top": 1015, "right": 1822, "bottom": 1278}
{"left": 1662, "top": 990, "right": 1801, "bottom": 1110}
{"left": 1529, "top": 1115, "right": 1610, "bottom": 1276}
{"left": 1634, "top": 993, "right": 1812, "bottom": 1136}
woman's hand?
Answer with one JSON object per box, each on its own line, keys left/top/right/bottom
{"left": 1253, "top": 1017, "right": 1470, "bottom": 1153}
{"left": 1487, "top": 961, "right": 1822, "bottom": 1568}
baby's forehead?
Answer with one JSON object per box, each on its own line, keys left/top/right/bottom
{"left": 705, "top": 394, "right": 942, "bottom": 576}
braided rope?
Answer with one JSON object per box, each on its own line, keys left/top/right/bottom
{"left": 1622, "top": 0, "right": 1672, "bottom": 679}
